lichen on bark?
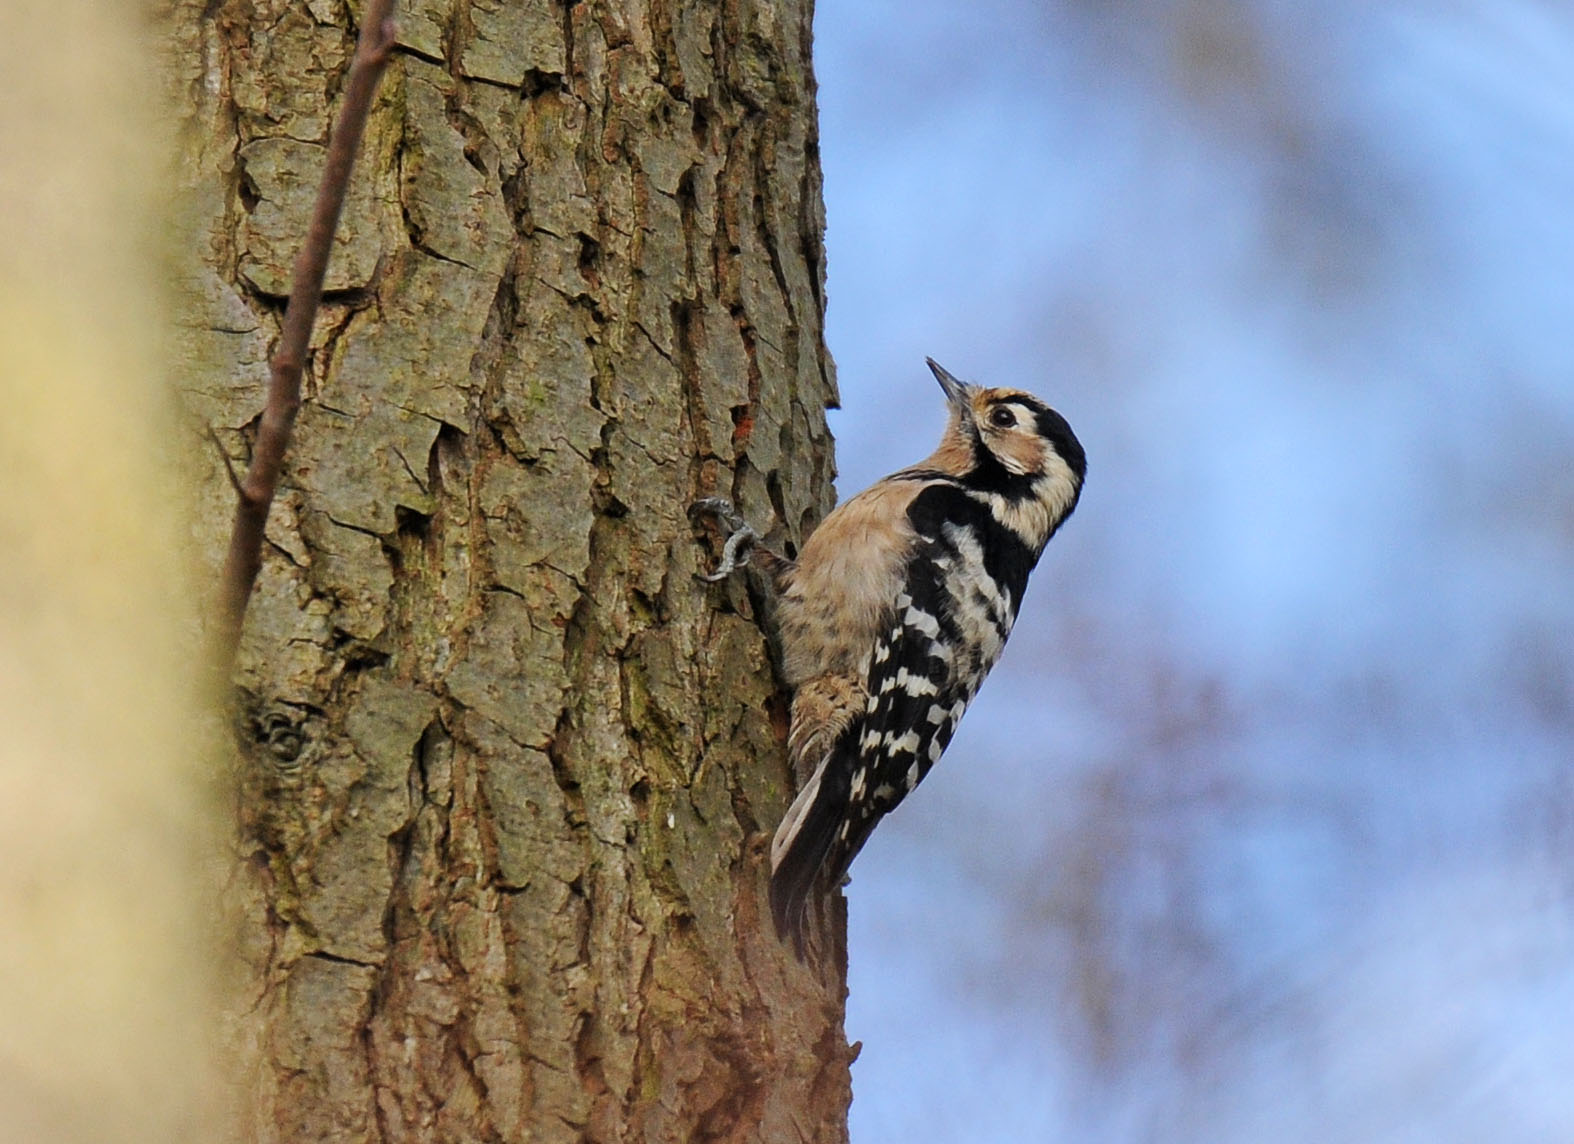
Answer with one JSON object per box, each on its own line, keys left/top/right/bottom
{"left": 172, "top": 0, "right": 850, "bottom": 1139}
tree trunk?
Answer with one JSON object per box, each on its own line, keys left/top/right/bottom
{"left": 170, "top": 0, "right": 850, "bottom": 1139}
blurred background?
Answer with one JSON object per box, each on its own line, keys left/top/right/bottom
{"left": 812, "top": 1, "right": 1574, "bottom": 1140}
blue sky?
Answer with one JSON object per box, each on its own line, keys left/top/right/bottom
{"left": 810, "top": 2, "right": 1574, "bottom": 1139}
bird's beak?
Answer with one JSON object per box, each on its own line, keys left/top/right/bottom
{"left": 927, "top": 358, "right": 974, "bottom": 427}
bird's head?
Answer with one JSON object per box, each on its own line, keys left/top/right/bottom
{"left": 925, "top": 357, "right": 1086, "bottom": 500}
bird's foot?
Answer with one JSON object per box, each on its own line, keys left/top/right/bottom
{"left": 689, "top": 497, "right": 760, "bottom": 581}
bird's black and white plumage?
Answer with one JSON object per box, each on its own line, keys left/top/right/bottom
{"left": 695, "top": 359, "right": 1085, "bottom": 954}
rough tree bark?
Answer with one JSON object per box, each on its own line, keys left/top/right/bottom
{"left": 169, "top": 0, "right": 850, "bottom": 1139}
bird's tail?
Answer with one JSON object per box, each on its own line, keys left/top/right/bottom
{"left": 768, "top": 751, "right": 850, "bottom": 958}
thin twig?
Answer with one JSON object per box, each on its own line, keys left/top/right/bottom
{"left": 206, "top": 426, "right": 245, "bottom": 496}
{"left": 213, "top": 0, "right": 398, "bottom": 673}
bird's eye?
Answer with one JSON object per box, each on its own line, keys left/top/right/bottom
{"left": 988, "top": 406, "right": 1016, "bottom": 429}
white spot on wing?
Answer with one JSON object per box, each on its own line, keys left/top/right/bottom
{"left": 903, "top": 606, "right": 941, "bottom": 639}
{"left": 898, "top": 670, "right": 938, "bottom": 697}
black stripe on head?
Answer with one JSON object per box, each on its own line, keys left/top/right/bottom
{"left": 998, "top": 394, "right": 1048, "bottom": 417}
{"left": 985, "top": 393, "right": 1087, "bottom": 483}
{"left": 972, "top": 393, "right": 1086, "bottom": 491}
{"left": 1034, "top": 406, "right": 1086, "bottom": 482}
{"left": 965, "top": 436, "right": 1038, "bottom": 499}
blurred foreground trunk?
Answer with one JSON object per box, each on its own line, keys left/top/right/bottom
{"left": 0, "top": 1, "right": 220, "bottom": 1141}
{"left": 172, "top": 0, "right": 851, "bottom": 1139}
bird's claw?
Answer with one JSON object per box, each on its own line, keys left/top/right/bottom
{"left": 689, "top": 497, "right": 747, "bottom": 532}
{"left": 690, "top": 497, "right": 758, "bottom": 581}
{"left": 706, "top": 522, "right": 759, "bottom": 581}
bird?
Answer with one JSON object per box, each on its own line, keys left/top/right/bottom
{"left": 692, "top": 358, "right": 1085, "bottom": 953}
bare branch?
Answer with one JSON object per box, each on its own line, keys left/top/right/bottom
{"left": 212, "top": 1, "right": 398, "bottom": 673}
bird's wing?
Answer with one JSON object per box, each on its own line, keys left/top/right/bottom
{"left": 768, "top": 527, "right": 975, "bottom": 949}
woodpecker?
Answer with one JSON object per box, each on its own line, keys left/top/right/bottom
{"left": 693, "top": 359, "right": 1085, "bottom": 953}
